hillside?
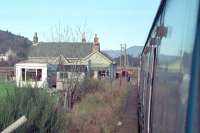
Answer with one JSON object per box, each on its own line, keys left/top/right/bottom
{"left": 0, "top": 30, "right": 32, "bottom": 66}
{"left": 103, "top": 46, "right": 143, "bottom": 58}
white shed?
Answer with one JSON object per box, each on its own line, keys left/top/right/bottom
{"left": 15, "top": 63, "right": 48, "bottom": 88}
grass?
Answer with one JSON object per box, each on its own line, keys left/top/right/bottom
{"left": 0, "top": 83, "right": 64, "bottom": 133}
{"left": 0, "top": 79, "right": 129, "bottom": 133}
{"left": 65, "top": 80, "right": 129, "bottom": 133}
{"left": 0, "top": 82, "right": 15, "bottom": 98}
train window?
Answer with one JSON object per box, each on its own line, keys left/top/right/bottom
{"left": 149, "top": 0, "right": 199, "bottom": 133}
{"left": 186, "top": 28, "right": 200, "bottom": 133}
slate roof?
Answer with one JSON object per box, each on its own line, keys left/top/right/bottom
{"left": 29, "top": 42, "right": 93, "bottom": 58}
{"left": 100, "top": 51, "right": 113, "bottom": 61}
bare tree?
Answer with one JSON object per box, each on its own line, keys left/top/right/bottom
{"left": 43, "top": 22, "right": 93, "bottom": 42}
{"left": 57, "top": 51, "right": 87, "bottom": 110}
{"left": 48, "top": 23, "right": 92, "bottom": 111}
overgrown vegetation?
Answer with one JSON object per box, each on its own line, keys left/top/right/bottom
{"left": 66, "top": 79, "right": 128, "bottom": 133}
{"left": 78, "top": 78, "right": 106, "bottom": 97}
{"left": 0, "top": 79, "right": 129, "bottom": 133}
{"left": 0, "top": 84, "right": 64, "bottom": 133}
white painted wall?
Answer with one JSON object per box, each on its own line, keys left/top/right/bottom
{"left": 67, "top": 72, "right": 85, "bottom": 80}
{"left": 93, "top": 71, "right": 98, "bottom": 79}
{"left": 0, "top": 54, "right": 8, "bottom": 61}
{"left": 56, "top": 71, "right": 85, "bottom": 90}
{"left": 15, "top": 63, "right": 48, "bottom": 88}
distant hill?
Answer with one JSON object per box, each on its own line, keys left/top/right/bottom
{"left": 103, "top": 46, "right": 143, "bottom": 58}
{"left": 0, "top": 30, "right": 32, "bottom": 66}
{"left": 126, "top": 46, "right": 143, "bottom": 57}
{"left": 113, "top": 55, "right": 140, "bottom": 67}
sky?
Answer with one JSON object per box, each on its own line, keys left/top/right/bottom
{"left": 0, "top": 0, "right": 160, "bottom": 50}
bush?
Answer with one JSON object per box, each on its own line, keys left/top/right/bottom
{"left": 0, "top": 84, "right": 65, "bottom": 133}
{"left": 77, "top": 78, "right": 106, "bottom": 97}
{"left": 65, "top": 80, "right": 128, "bottom": 133}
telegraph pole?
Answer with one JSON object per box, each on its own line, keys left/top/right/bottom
{"left": 124, "top": 44, "right": 127, "bottom": 78}
{"left": 120, "top": 43, "right": 128, "bottom": 79}
{"left": 119, "top": 44, "right": 123, "bottom": 86}
{"left": 124, "top": 43, "right": 127, "bottom": 67}
{"left": 120, "top": 44, "right": 122, "bottom": 68}
{"left": 120, "top": 43, "right": 127, "bottom": 67}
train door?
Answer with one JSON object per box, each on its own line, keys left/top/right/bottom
{"left": 143, "top": 51, "right": 149, "bottom": 133}
{"left": 139, "top": 55, "right": 147, "bottom": 132}
{"left": 143, "top": 52, "right": 151, "bottom": 133}
{"left": 142, "top": 54, "right": 149, "bottom": 132}
{"left": 146, "top": 45, "right": 158, "bottom": 133}
{"left": 147, "top": 4, "right": 166, "bottom": 132}
{"left": 145, "top": 22, "right": 163, "bottom": 133}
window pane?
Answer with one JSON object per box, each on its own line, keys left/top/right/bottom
{"left": 22, "top": 68, "right": 25, "bottom": 81}
{"left": 37, "top": 69, "right": 42, "bottom": 81}
{"left": 151, "top": 0, "right": 199, "bottom": 133}
{"left": 26, "top": 69, "right": 36, "bottom": 81}
{"left": 60, "top": 72, "right": 68, "bottom": 79}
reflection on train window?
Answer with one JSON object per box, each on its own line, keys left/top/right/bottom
{"left": 149, "top": 0, "right": 199, "bottom": 133}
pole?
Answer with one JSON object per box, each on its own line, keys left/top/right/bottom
{"left": 120, "top": 44, "right": 122, "bottom": 67}
{"left": 124, "top": 44, "right": 127, "bottom": 78}
{"left": 124, "top": 44, "right": 127, "bottom": 67}
{"left": 2, "top": 116, "right": 27, "bottom": 133}
{"left": 119, "top": 44, "right": 122, "bottom": 86}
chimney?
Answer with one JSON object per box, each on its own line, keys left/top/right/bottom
{"left": 93, "top": 34, "right": 100, "bottom": 51}
{"left": 82, "top": 32, "right": 86, "bottom": 43}
{"left": 33, "top": 32, "right": 39, "bottom": 46}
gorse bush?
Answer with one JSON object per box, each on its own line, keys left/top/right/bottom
{"left": 0, "top": 84, "right": 64, "bottom": 133}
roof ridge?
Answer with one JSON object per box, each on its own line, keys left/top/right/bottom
{"left": 38, "top": 42, "right": 93, "bottom": 44}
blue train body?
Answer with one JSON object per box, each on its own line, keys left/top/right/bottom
{"left": 138, "top": 0, "right": 200, "bottom": 133}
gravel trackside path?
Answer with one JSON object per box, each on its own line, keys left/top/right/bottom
{"left": 118, "top": 83, "right": 139, "bottom": 133}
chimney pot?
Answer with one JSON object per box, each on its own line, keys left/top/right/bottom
{"left": 82, "top": 32, "right": 86, "bottom": 43}
{"left": 33, "top": 32, "right": 39, "bottom": 46}
{"left": 93, "top": 34, "right": 100, "bottom": 51}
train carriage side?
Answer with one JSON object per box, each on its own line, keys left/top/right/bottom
{"left": 139, "top": 0, "right": 200, "bottom": 133}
